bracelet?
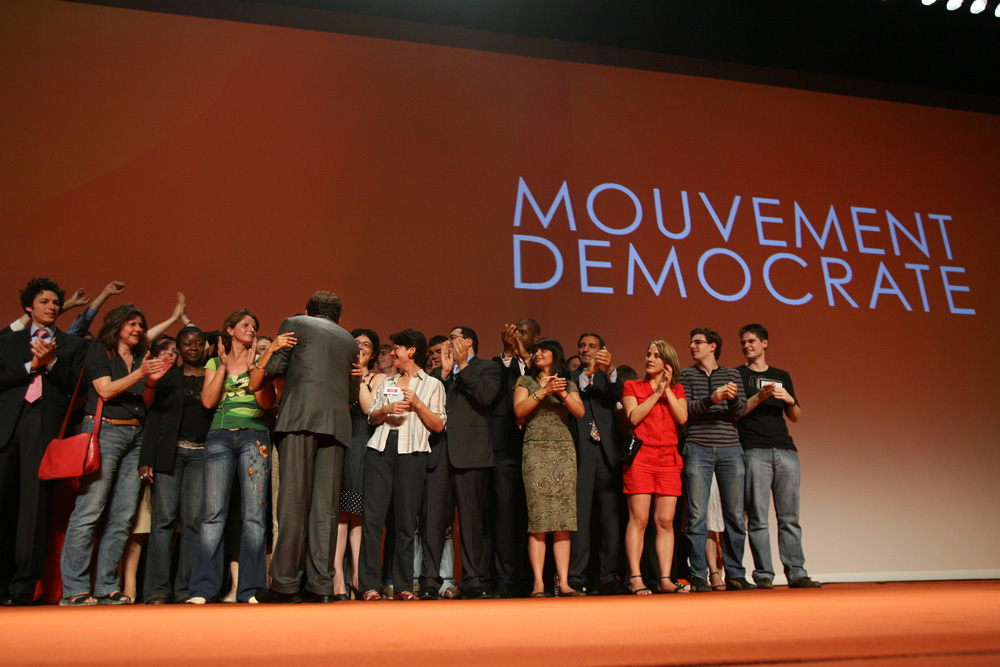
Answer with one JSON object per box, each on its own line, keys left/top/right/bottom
{"left": 253, "top": 361, "right": 265, "bottom": 370}
{"left": 530, "top": 391, "right": 541, "bottom": 401}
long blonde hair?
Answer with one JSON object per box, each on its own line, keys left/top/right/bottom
{"left": 647, "top": 340, "right": 681, "bottom": 385}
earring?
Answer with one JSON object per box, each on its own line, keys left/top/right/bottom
{"left": 408, "top": 352, "right": 414, "bottom": 359}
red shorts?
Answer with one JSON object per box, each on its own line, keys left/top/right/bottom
{"left": 623, "top": 445, "right": 683, "bottom": 496}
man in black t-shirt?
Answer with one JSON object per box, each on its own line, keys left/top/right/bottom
{"left": 737, "top": 324, "right": 821, "bottom": 590}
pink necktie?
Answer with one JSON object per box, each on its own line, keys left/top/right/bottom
{"left": 25, "top": 329, "right": 49, "bottom": 403}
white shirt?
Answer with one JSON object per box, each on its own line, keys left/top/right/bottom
{"left": 367, "top": 369, "right": 447, "bottom": 454}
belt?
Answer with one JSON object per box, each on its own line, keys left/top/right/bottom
{"left": 95, "top": 417, "right": 142, "bottom": 426}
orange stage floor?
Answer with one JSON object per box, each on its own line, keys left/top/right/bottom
{"left": 3, "top": 580, "right": 999, "bottom": 666}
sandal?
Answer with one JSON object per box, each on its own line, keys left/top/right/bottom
{"left": 393, "top": 591, "right": 418, "bottom": 600}
{"left": 60, "top": 593, "right": 98, "bottom": 606}
{"left": 658, "top": 577, "right": 691, "bottom": 594}
{"left": 709, "top": 571, "right": 726, "bottom": 592}
{"left": 629, "top": 574, "right": 652, "bottom": 596}
{"left": 362, "top": 589, "right": 383, "bottom": 601}
{"left": 97, "top": 591, "right": 132, "bottom": 605}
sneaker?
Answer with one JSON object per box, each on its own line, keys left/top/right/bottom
{"left": 725, "top": 577, "right": 757, "bottom": 591}
{"left": 687, "top": 576, "right": 712, "bottom": 593}
{"left": 248, "top": 595, "right": 259, "bottom": 603}
{"left": 756, "top": 579, "right": 774, "bottom": 590}
{"left": 186, "top": 597, "right": 207, "bottom": 604}
{"left": 789, "top": 576, "right": 822, "bottom": 589}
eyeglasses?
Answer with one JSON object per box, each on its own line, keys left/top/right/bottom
{"left": 691, "top": 340, "right": 709, "bottom": 346}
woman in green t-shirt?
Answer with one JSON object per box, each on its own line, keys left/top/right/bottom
{"left": 187, "top": 309, "right": 275, "bottom": 603}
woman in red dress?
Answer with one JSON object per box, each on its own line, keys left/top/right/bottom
{"left": 621, "top": 340, "right": 689, "bottom": 595}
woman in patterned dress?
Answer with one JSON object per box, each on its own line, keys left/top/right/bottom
{"left": 512, "top": 338, "right": 586, "bottom": 597}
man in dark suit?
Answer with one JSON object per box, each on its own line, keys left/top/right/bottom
{"left": 568, "top": 333, "right": 624, "bottom": 595}
{"left": 489, "top": 318, "right": 539, "bottom": 597}
{"left": 250, "top": 291, "right": 359, "bottom": 603}
{"left": 420, "top": 326, "right": 501, "bottom": 599}
{"left": 0, "top": 278, "right": 86, "bottom": 605}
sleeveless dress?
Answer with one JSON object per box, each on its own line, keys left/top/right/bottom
{"left": 516, "top": 375, "right": 579, "bottom": 533}
{"left": 340, "top": 380, "right": 375, "bottom": 515}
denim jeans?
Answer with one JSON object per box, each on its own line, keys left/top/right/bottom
{"left": 188, "top": 429, "right": 270, "bottom": 602}
{"left": 683, "top": 443, "right": 746, "bottom": 579}
{"left": 143, "top": 446, "right": 205, "bottom": 602}
{"left": 744, "top": 447, "right": 807, "bottom": 584}
{"left": 61, "top": 419, "right": 144, "bottom": 597}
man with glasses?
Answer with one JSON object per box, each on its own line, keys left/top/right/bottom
{"left": 737, "top": 324, "right": 820, "bottom": 590}
{"left": 678, "top": 328, "right": 753, "bottom": 592}
{"left": 420, "top": 326, "right": 500, "bottom": 599}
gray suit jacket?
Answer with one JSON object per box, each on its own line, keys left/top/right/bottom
{"left": 265, "top": 314, "right": 359, "bottom": 445}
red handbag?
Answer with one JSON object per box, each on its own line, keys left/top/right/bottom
{"left": 38, "top": 366, "right": 103, "bottom": 480}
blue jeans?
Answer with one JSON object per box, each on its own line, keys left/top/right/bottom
{"left": 188, "top": 429, "right": 270, "bottom": 602}
{"left": 61, "top": 419, "right": 144, "bottom": 597}
{"left": 144, "top": 446, "right": 205, "bottom": 602}
{"left": 744, "top": 448, "right": 807, "bottom": 584}
{"left": 683, "top": 443, "right": 746, "bottom": 579}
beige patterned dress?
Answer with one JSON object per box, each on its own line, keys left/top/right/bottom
{"left": 517, "top": 375, "right": 579, "bottom": 533}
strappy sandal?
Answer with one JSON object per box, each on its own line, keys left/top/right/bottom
{"left": 97, "top": 591, "right": 132, "bottom": 605}
{"left": 60, "top": 593, "right": 98, "bottom": 606}
{"left": 629, "top": 574, "right": 652, "bottom": 596}
{"left": 362, "top": 589, "right": 383, "bottom": 601}
{"left": 709, "top": 571, "right": 726, "bottom": 591}
{"left": 658, "top": 577, "right": 691, "bottom": 594}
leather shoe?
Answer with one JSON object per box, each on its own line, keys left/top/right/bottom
{"left": 418, "top": 590, "right": 440, "bottom": 600}
{"left": 462, "top": 586, "right": 490, "bottom": 599}
{"left": 146, "top": 597, "right": 168, "bottom": 605}
{"left": 254, "top": 588, "right": 302, "bottom": 604}
{"left": 789, "top": 576, "right": 822, "bottom": 589}
{"left": 756, "top": 579, "right": 774, "bottom": 590}
{"left": 301, "top": 591, "right": 336, "bottom": 603}
{"left": 688, "top": 577, "right": 712, "bottom": 593}
{"left": 4, "top": 595, "right": 34, "bottom": 607}
{"left": 598, "top": 581, "right": 623, "bottom": 596}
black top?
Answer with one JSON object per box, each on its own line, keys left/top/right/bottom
{"left": 178, "top": 372, "right": 212, "bottom": 443}
{"left": 737, "top": 365, "right": 797, "bottom": 451}
{"left": 85, "top": 344, "right": 146, "bottom": 421}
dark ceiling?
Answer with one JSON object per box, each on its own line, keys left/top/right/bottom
{"left": 73, "top": 0, "right": 1000, "bottom": 111}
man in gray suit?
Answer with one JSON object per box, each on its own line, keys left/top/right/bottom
{"left": 250, "top": 291, "right": 359, "bottom": 603}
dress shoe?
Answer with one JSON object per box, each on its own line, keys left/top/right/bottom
{"left": 789, "top": 576, "right": 822, "bottom": 589}
{"left": 418, "top": 590, "right": 440, "bottom": 600}
{"left": 756, "top": 579, "right": 774, "bottom": 590}
{"left": 4, "top": 595, "right": 34, "bottom": 607}
{"left": 494, "top": 583, "right": 515, "bottom": 599}
{"left": 146, "top": 597, "right": 168, "bottom": 605}
{"left": 725, "top": 577, "right": 757, "bottom": 591}
{"left": 333, "top": 593, "right": 351, "bottom": 602}
{"left": 254, "top": 588, "right": 302, "bottom": 604}
{"left": 461, "top": 586, "right": 490, "bottom": 600}
{"left": 301, "top": 591, "right": 336, "bottom": 603}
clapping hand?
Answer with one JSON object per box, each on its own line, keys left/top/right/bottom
{"left": 30, "top": 337, "right": 57, "bottom": 370}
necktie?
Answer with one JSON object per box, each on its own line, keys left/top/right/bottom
{"left": 25, "top": 329, "right": 50, "bottom": 403}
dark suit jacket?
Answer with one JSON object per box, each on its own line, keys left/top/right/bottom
{"left": 0, "top": 327, "right": 87, "bottom": 457}
{"left": 434, "top": 357, "right": 501, "bottom": 469}
{"left": 265, "top": 314, "right": 359, "bottom": 446}
{"left": 488, "top": 355, "right": 526, "bottom": 456}
{"left": 569, "top": 367, "right": 624, "bottom": 467}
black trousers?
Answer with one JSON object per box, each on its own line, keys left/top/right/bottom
{"left": 268, "top": 432, "right": 344, "bottom": 596}
{"left": 419, "top": 436, "right": 490, "bottom": 594}
{"left": 0, "top": 401, "right": 54, "bottom": 601}
{"left": 491, "top": 443, "right": 528, "bottom": 592}
{"left": 569, "top": 438, "right": 622, "bottom": 588}
{"left": 358, "top": 432, "right": 427, "bottom": 594}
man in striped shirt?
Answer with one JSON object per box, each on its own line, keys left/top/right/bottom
{"left": 678, "top": 328, "right": 754, "bottom": 593}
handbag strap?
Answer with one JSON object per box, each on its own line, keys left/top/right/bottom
{"left": 56, "top": 365, "right": 86, "bottom": 440}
